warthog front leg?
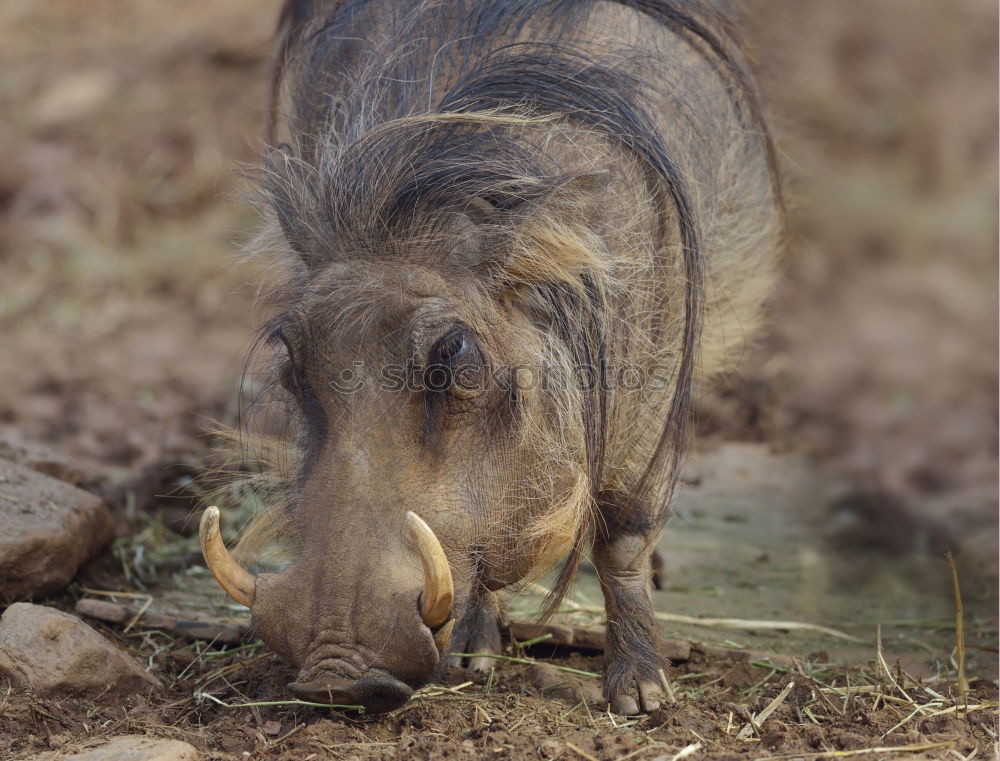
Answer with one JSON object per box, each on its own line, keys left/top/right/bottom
{"left": 593, "top": 532, "right": 666, "bottom": 715}
{"left": 445, "top": 590, "right": 503, "bottom": 672}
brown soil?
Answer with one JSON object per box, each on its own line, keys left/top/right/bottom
{"left": 2, "top": 621, "right": 996, "bottom": 761}
{"left": 0, "top": 1, "right": 996, "bottom": 759}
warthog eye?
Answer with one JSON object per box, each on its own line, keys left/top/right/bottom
{"left": 425, "top": 327, "right": 483, "bottom": 396}
{"left": 435, "top": 329, "right": 469, "bottom": 363}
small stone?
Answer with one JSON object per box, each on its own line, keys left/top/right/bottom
{"left": 0, "top": 604, "right": 161, "bottom": 697}
{"left": 0, "top": 458, "right": 112, "bottom": 596}
{"left": 28, "top": 735, "right": 199, "bottom": 761}
{"left": 262, "top": 721, "right": 282, "bottom": 736}
{"left": 528, "top": 663, "right": 603, "bottom": 704}
{"left": 661, "top": 638, "right": 691, "bottom": 662}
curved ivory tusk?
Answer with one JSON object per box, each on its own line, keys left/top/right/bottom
{"left": 199, "top": 506, "right": 255, "bottom": 608}
{"left": 433, "top": 618, "right": 456, "bottom": 652}
{"left": 405, "top": 511, "right": 454, "bottom": 628}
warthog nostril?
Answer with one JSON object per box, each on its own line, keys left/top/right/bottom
{"left": 287, "top": 675, "right": 414, "bottom": 713}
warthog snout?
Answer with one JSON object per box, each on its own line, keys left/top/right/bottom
{"left": 287, "top": 674, "right": 414, "bottom": 713}
{"left": 199, "top": 506, "right": 456, "bottom": 712}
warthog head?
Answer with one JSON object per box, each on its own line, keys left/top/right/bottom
{"left": 201, "top": 259, "right": 591, "bottom": 712}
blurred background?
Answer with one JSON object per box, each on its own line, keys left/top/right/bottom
{"left": 0, "top": 0, "right": 995, "bottom": 643}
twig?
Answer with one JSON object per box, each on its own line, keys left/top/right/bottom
{"left": 201, "top": 642, "right": 265, "bottom": 659}
{"left": 755, "top": 740, "right": 955, "bottom": 760}
{"left": 669, "top": 742, "right": 703, "bottom": 761}
{"left": 559, "top": 701, "right": 584, "bottom": 721}
{"left": 30, "top": 703, "right": 60, "bottom": 721}
{"left": 526, "top": 583, "right": 860, "bottom": 641}
{"left": 195, "top": 652, "right": 273, "bottom": 687}
{"left": 448, "top": 652, "right": 599, "bottom": 678}
{"left": 821, "top": 684, "right": 886, "bottom": 696}
{"left": 736, "top": 681, "right": 794, "bottom": 739}
{"left": 875, "top": 625, "right": 914, "bottom": 704}
{"left": 946, "top": 746, "right": 979, "bottom": 761}
{"left": 76, "top": 598, "right": 249, "bottom": 645}
{"left": 412, "top": 681, "right": 475, "bottom": 699}
{"left": 516, "top": 632, "right": 555, "bottom": 648}
{"left": 196, "top": 690, "right": 364, "bottom": 712}
{"left": 606, "top": 705, "right": 619, "bottom": 728}
{"left": 122, "top": 595, "right": 153, "bottom": 634}
{"left": 658, "top": 668, "right": 677, "bottom": 704}
{"left": 925, "top": 702, "right": 997, "bottom": 718}
{"left": 507, "top": 713, "right": 528, "bottom": 734}
{"left": 662, "top": 612, "right": 863, "bottom": 640}
{"left": 273, "top": 723, "right": 306, "bottom": 745}
{"left": 176, "top": 636, "right": 221, "bottom": 683}
{"left": 880, "top": 704, "right": 931, "bottom": 739}
{"left": 485, "top": 667, "right": 495, "bottom": 694}
{"left": 566, "top": 741, "right": 600, "bottom": 761}
{"left": 946, "top": 551, "right": 968, "bottom": 711}
{"left": 792, "top": 658, "right": 842, "bottom": 716}
{"left": 80, "top": 588, "right": 153, "bottom": 599}
{"left": 474, "top": 704, "right": 492, "bottom": 727}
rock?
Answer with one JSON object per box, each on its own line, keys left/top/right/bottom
{"left": 0, "top": 604, "right": 161, "bottom": 696}
{"left": 661, "top": 638, "right": 692, "bottom": 663}
{"left": 0, "top": 458, "right": 113, "bottom": 596}
{"left": 527, "top": 663, "right": 604, "bottom": 705}
{"left": 74, "top": 598, "right": 249, "bottom": 645}
{"left": 28, "top": 736, "right": 199, "bottom": 761}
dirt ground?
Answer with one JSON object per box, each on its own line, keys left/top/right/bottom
{"left": 0, "top": 640, "right": 996, "bottom": 761}
{"left": 0, "top": 1, "right": 996, "bottom": 759}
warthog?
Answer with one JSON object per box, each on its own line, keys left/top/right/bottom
{"left": 200, "top": 0, "right": 780, "bottom": 714}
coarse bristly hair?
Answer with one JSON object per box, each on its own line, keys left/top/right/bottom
{"left": 235, "top": 0, "right": 782, "bottom": 616}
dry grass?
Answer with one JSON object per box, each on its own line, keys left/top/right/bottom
{"left": 46, "top": 569, "right": 993, "bottom": 760}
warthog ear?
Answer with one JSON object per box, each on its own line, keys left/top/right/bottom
{"left": 264, "top": 144, "right": 323, "bottom": 267}
{"left": 453, "top": 169, "right": 612, "bottom": 281}
{"left": 442, "top": 197, "right": 503, "bottom": 270}
{"left": 490, "top": 168, "right": 613, "bottom": 290}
